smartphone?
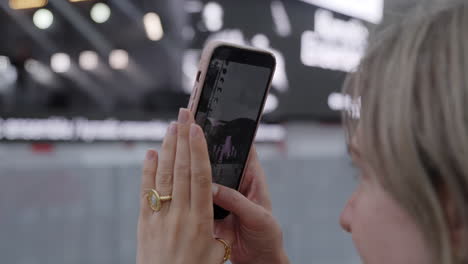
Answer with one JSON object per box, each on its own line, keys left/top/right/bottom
{"left": 188, "top": 41, "right": 276, "bottom": 219}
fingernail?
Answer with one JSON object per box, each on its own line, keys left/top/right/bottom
{"left": 146, "top": 150, "right": 155, "bottom": 160}
{"left": 178, "top": 108, "right": 189, "bottom": 124}
{"left": 212, "top": 184, "right": 219, "bottom": 195}
{"left": 168, "top": 122, "right": 178, "bottom": 135}
{"left": 190, "top": 124, "right": 199, "bottom": 138}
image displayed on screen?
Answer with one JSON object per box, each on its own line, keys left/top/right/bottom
{"left": 195, "top": 58, "right": 272, "bottom": 189}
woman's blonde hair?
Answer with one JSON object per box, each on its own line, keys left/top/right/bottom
{"left": 344, "top": 1, "right": 468, "bottom": 263}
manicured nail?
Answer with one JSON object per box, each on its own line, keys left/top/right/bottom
{"left": 190, "top": 124, "right": 200, "bottom": 138}
{"left": 178, "top": 108, "right": 189, "bottom": 124}
{"left": 146, "top": 150, "right": 155, "bottom": 160}
{"left": 168, "top": 122, "right": 178, "bottom": 135}
{"left": 211, "top": 184, "right": 219, "bottom": 195}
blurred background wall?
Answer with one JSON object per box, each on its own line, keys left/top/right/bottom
{"left": 0, "top": 0, "right": 441, "bottom": 263}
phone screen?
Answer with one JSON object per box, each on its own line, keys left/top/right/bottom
{"left": 194, "top": 47, "right": 275, "bottom": 206}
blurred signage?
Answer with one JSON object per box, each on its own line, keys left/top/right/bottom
{"left": 299, "top": 0, "right": 384, "bottom": 23}
{"left": 185, "top": 0, "right": 380, "bottom": 121}
{"left": 0, "top": 118, "right": 286, "bottom": 142}
{"left": 300, "top": 9, "right": 369, "bottom": 72}
{"left": 327, "top": 92, "right": 361, "bottom": 119}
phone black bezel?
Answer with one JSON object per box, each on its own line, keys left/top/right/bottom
{"left": 212, "top": 45, "right": 276, "bottom": 69}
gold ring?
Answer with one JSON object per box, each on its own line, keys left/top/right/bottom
{"left": 145, "top": 189, "right": 172, "bottom": 212}
{"left": 215, "top": 238, "right": 231, "bottom": 263}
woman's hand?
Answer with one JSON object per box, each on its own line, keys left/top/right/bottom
{"left": 213, "top": 148, "right": 290, "bottom": 264}
{"left": 137, "top": 109, "right": 226, "bottom": 264}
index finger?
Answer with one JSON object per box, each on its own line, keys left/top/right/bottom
{"left": 141, "top": 150, "right": 158, "bottom": 193}
{"left": 189, "top": 124, "right": 214, "bottom": 219}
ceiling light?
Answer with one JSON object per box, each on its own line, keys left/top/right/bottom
{"left": 109, "top": 49, "right": 129, "bottom": 70}
{"left": 144, "top": 12, "right": 164, "bottom": 41}
{"left": 203, "top": 2, "right": 223, "bottom": 32}
{"left": 0, "top": 56, "right": 17, "bottom": 91}
{"left": 51, "top": 53, "right": 71, "bottom": 73}
{"left": 33, "top": 8, "right": 54, "bottom": 30}
{"left": 25, "top": 59, "right": 54, "bottom": 85}
{"left": 9, "top": 0, "right": 47, "bottom": 10}
{"left": 0, "top": 56, "right": 10, "bottom": 72}
{"left": 91, "top": 3, "right": 111, "bottom": 24}
{"left": 79, "top": 51, "right": 99, "bottom": 70}
{"left": 264, "top": 94, "right": 279, "bottom": 114}
{"left": 271, "top": 0, "right": 291, "bottom": 37}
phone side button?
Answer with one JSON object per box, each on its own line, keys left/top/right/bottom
{"left": 196, "top": 71, "right": 201, "bottom": 82}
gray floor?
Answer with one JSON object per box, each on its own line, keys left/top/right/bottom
{"left": 0, "top": 129, "right": 361, "bottom": 263}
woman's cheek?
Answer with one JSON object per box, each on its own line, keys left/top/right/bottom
{"left": 349, "top": 183, "right": 432, "bottom": 264}
{"left": 348, "top": 186, "right": 379, "bottom": 263}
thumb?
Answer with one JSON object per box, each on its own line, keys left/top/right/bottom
{"left": 212, "top": 184, "right": 268, "bottom": 228}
